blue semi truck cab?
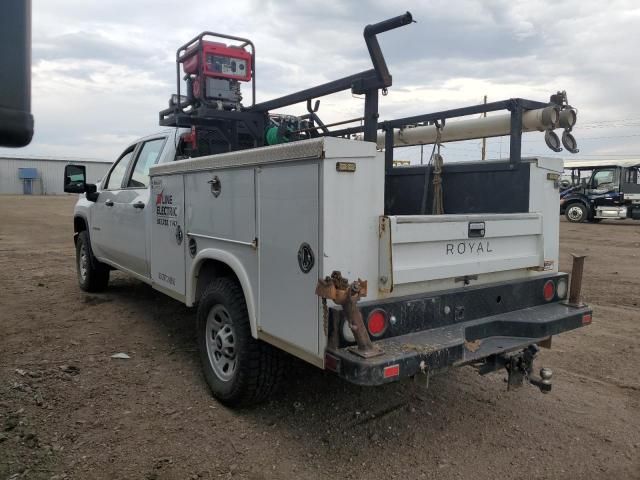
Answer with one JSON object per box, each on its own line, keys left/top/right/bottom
{"left": 560, "top": 160, "right": 640, "bottom": 223}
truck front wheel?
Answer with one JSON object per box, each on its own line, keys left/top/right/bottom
{"left": 197, "top": 278, "right": 282, "bottom": 406}
{"left": 76, "top": 231, "right": 110, "bottom": 292}
{"left": 565, "top": 203, "right": 587, "bottom": 223}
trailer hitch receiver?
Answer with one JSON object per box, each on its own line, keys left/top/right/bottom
{"left": 479, "top": 344, "right": 553, "bottom": 393}
{"left": 504, "top": 345, "right": 553, "bottom": 393}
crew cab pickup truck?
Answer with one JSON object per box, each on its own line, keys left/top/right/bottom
{"left": 64, "top": 130, "right": 593, "bottom": 406}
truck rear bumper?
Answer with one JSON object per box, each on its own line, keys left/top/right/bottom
{"left": 326, "top": 301, "right": 592, "bottom": 386}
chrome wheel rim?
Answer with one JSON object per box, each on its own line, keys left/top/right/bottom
{"left": 205, "top": 305, "right": 237, "bottom": 381}
{"left": 567, "top": 205, "right": 583, "bottom": 221}
{"left": 79, "top": 244, "right": 88, "bottom": 281}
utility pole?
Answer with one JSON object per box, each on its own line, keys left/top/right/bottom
{"left": 481, "top": 95, "right": 487, "bottom": 160}
{"left": 420, "top": 144, "right": 424, "bottom": 164}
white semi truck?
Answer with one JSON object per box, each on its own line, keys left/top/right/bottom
{"left": 64, "top": 13, "right": 592, "bottom": 406}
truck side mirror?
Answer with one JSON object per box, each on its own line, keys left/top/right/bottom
{"left": 64, "top": 164, "right": 87, "bottom": 193}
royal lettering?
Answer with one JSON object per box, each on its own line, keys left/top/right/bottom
{"left": 445, "top": 241, "right": 493, "bottom": 255}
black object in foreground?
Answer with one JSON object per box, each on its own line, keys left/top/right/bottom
{"left": 0, "top": 0, "right": 33, "bottom": 147}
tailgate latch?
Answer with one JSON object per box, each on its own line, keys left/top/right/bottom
{"left": 468, "top": 221, "right": 485, "bottom": 238}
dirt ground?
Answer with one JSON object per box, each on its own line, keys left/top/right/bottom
{"left": 0, "top": 195, "right": 639, "bottom": 480}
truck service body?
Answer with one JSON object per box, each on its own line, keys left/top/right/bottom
{"left": 65, "top": 13, "right": 591, "bottom": 405}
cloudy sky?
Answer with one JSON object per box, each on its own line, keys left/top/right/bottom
{"left": 2, "top": 0, "right": 640, "bottom": 163}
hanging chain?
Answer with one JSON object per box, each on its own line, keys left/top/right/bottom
{"left": 322, "top": 297, "right": 329, "bottom": 336}
{"left": 432, "top": 123, "right": 445, "bottom": 215}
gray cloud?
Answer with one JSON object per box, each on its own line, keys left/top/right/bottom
{"left": 2, "top": 0, "right": 639, "bottom": 162}
{"left": 35, "top": 31, "right": 151, "bottom": 63}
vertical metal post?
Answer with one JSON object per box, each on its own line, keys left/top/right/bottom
{"left": 508, "top": 100, "right": 522, "bottom": 167}
{"left": 481, "top": 94, "right": 487, "bottom": 160}
{"left": 568, "top": 254, "right": 586, "bottom": 305}
{"left": 384, "top": 127, "right": 394, "bottom": 212}
{"left": 251, "top": 44, "right": 256, "bottom": 106}
{"left": 363, "top": 89, "right": 379, "bottom": 143}
{"left": 384, "top": 127, "right": 394, "bottom": 172}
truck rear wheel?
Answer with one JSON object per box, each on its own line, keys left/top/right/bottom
{"left": 196, "top": 278, "right": 282, "bottom": 406}
{"left": 76, "top": 231, "right": 110, "bottom": 292}
{"left": 565, "top": 203, "right": 587, "bottom": 223}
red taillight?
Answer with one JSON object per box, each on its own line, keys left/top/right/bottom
{"left": 367, "top": 309, "right": 388, "bottom": 337}
{"left": 383, "top": 364, "right": 400, "bottom": 378}
{"left": 324, "top": 353, "right": 340, "bottom": 372}
{"left": 582, "top": 313, "right": 592, "bottom": 325}
{"left": 543, "top": 280, "right": 555, "bottom": 302}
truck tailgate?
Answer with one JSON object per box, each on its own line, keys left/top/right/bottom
{"left": 379, "top": 213, "right": 544, "bottom": 290}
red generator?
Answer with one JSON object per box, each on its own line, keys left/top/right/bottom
{"left": 179, "top": 39, "right": 253, "bottom": 109}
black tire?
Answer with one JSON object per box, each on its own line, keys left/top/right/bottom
{"left": 565, "top": 203, "right": 587, "bottom": 223}
{"left": 75, "top": 230, "right": 110, "bottom": 292}
{"left": 197, "top": 278, "right": 283, "bottom": 406}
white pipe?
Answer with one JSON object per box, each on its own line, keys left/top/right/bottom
{"left": 359, "top": 107, "right": 566, "bottom": 149}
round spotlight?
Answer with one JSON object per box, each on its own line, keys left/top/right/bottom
{"left": 545, "top": 130, "right": 563, "bottom": 153}
{"left": 562, "top": 130, "right": 579, "bottom": 154}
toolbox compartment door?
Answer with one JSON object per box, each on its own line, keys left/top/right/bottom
{"left": 150, "top": 174, "right": 186, "bottom": 298}
{"left": 257, "top": 161, "right": 320, "bottom": 356}
{"left": 379, "top": 213, "right": 544, "bottom": 289}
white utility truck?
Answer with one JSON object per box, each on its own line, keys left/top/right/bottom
{"left": 64, "top": 13, "right": 592, "bottom": 406}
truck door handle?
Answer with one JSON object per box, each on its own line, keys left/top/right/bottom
{"left": 105, "top": 199, "right": 114, "bottom": 207}
{"left": 133, "top": 201, "right": 145, "bottom": 209}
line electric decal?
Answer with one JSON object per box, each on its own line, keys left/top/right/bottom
{"left": 155, "top": 189, "right": 179, "bottom": 227}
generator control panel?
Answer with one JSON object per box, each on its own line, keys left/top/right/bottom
{"left": 181, "top": 41, "right": 252, "bottom": 82}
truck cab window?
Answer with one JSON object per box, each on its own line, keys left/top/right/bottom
{"left": 104, "top": 146, "right": 135, "bottom": 190}
{"left": 175, "top": 135, "right": 197, "bottom": 161}
{"left": 128, "top": 138, "right": 166, "bottom": 188}
{"left": 591, "top": 168, "right": 615, "bottom": 189}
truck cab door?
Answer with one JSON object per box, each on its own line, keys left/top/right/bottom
{"left": 92, "top": 137, "right": 167, "bottom": 278}
{"left": 91, "top": 145, "right": 136, "bottom": 262}
{"left": 588, "top": 167, "right": 618, "bottom": 207}
{"left": 115, "top": 137, "right": 168, "bottom": 277}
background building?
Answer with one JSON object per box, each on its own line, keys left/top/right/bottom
{"left": 0, "top": 155, "right": 112, "bottom": 195}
